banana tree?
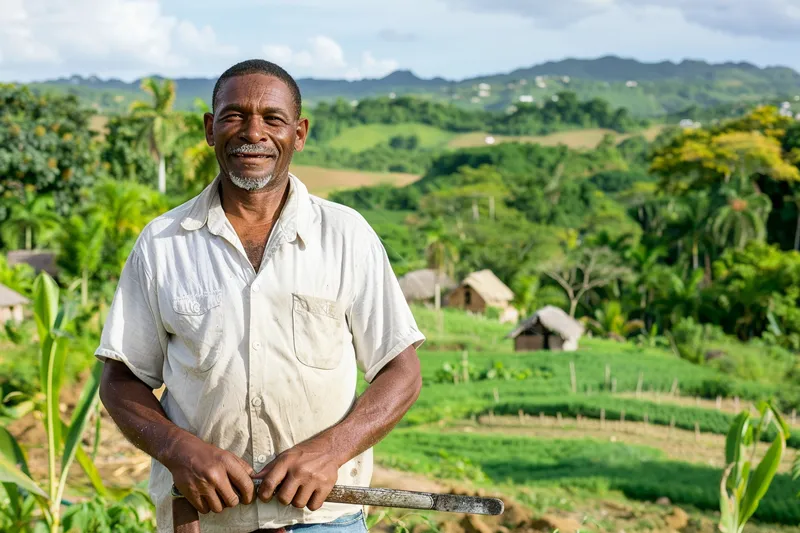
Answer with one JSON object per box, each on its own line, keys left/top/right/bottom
{"left": 719, "top": 400, "right": 788, "bottom": 533}
{"left": 0, "top": 273, "right": 105, "bottom": 532}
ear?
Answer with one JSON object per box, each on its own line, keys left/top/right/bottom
{"left": 293, "top": 117, "right": 309, "bottom": 152}
{"left": 203, "top": 112, "right": 215, "bottom": 146}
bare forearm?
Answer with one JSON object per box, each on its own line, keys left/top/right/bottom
{"left": 99, "top": 360, "right": 194, "bottom": 467}
{"left": 322, "top": 347, "right": 422, "bottom": 467}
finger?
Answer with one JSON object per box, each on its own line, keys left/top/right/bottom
{"left": 225, "top": 457, "right": 255, "bottom": 505}
{"left": 215, "top": 479, "right": 240, "bottom": 509}
{"left": 291, "top": 484, "right": 315, "bottom": 509}
{"left": 307, "top": 487, "right": 330, "bottom": 512}
{"left": 202, "top": 490, "right": 225, "bottom": 514}
{"left": 257, "top": 460, "right": 289, "bottom": 503}
{"left": 187, "top": 491, "right": 209, "bottom": 515}
{"left": 275, "top": 475, "right": 301, "bottom": 507}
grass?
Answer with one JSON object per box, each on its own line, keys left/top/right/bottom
{"left": 447, "top": 125, "right": 665, "bottom": 150}
{"left": 288, "top": 164, "right": 421, "bottom": 197}
{"left": 375, "top": 430, "right": 800, "bottom": 526}
{"left": 325, "top": 123, "right": 457, "bottom": 151}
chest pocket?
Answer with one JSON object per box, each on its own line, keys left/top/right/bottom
{"left": 170, "top": 289, "right": 224, "bottom": 373}
{"left": 291, "top": 293, "right": 344, "bottom": 370}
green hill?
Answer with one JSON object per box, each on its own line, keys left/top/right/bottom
{"left": 17, "top": 55, "right": 800, "bottom": 116}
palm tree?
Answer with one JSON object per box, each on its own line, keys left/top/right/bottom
{"left": 175, "top": 99, "right": 218, "bottom": 194}
{"left": 0, "top": 190, "right": 61, "bottom": 250}
{"left": 57, "top": 215, "right": 106, "bottom": 306}
{"left": 130, "top": 78, "right": 181, "bottom": 193}
{"left": 710, "top": 180, "right": 771, "bottom": 250}
{"left": 421, "top": 218, "right": 460, "bottom": 279}
{"left": 672, "top": 191, "right": 712, "bottom": 270}
{"left": 582, "top": 300, "right": 645, "bottom": 341}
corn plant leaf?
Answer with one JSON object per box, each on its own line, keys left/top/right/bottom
{"left": 738, "top": 428, "right": 785, "bottom": 525}
{"left": 792, "top": 453, "right": 800, "bottom": 480}
{"left": 0, "top": 451, "right": 46, "bottom": 498}
{"left": 60, "top": 361, "right": 103, "bottom": 482}
{"left": 765, "top": 402, "right": 790, "bottom": 439}
{"left": 32, "top": 273, "right": 59, "bottom": 344}
{"left": 0, "top": 426, "right": 30, "bottom": 518}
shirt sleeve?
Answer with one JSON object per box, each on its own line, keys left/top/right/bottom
{"left": 94, "top": 247, "right": 167, "bottom": 390}
{"left": 349, "top": 236, "right": 426, "bottom": 383}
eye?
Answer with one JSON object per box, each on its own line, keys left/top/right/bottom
{"left": 265, "top": 115, "right": 286, "bottom": 124}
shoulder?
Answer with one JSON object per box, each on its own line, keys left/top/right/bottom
{"left": 129, "top": 195, "right": 201, "bottom": 261}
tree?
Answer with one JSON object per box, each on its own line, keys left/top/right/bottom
{"left": 0, "top": 188, "right": 61, "bottom": 250}
{"left": 56, "top": 214, "right": 106, "bottom": 306}
{"left": 0, "top": 84, "right": 100, "bottom": 212}
{"left": 541, "top": 247, "right": 633, "bottom": 317}
{"left": 710, "top": 179, "right": 772, "bottom": 250}
{"left": 130, "top": 78, "right": 181, "bottom": 193}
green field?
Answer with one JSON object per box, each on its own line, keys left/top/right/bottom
{"left": 326, "top": 123, "right": 457, "bottom": 151}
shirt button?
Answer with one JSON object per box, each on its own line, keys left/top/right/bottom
{"left": 252, "top": 283, "right": 260, "bottom": 293}
{"left": 192, "top": 302, "right": 201, "bottom": 313}
{"left": 257, "top": 454, "right": 267, "bottom": 463}
{"left": 252, "top": 397, "right": 262, "bottom": 407}
{"left": 252, "top": 341, "right": 261, "bottom": 350}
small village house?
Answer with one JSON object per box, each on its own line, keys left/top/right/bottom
{"left": 0, "top": 283, "right": 29, "bottom": 325}
{"left": 398, "top": 268, "right": 457, "bottom": 306}
{"left": 506, "top": 305, "right": 584, "bottom": 352}
{"left": 446, "top": 269, "right": 518, "bottom": 323}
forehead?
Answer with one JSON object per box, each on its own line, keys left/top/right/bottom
{"left": 216, "top": 73, "right": 295, "bottom": 113}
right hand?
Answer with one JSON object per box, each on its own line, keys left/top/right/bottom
{"left": 163, "top": 433, "right": 256, "bottom": 515}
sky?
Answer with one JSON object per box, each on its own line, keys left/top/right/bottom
{"left": 2, "top": 0, "right": 800, "bottom": 83}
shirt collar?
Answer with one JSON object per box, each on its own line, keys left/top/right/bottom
{"left": 180, "top": 172, "right": 314, "bottom": 245}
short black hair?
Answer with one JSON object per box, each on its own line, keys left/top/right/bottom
{"left": 211, "top": 59, "right": 302, "bottom": 118}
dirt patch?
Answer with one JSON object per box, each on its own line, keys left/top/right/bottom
{"left": 288, "top": 165, "right": 421, "bottom": 198}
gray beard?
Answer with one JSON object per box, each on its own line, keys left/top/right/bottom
{"left": 229, "top": 172, "right": 273, "bottom": 191}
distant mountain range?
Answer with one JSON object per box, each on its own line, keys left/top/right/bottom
{"left": 22, "top": 55, "right": 800, "bottom": 118}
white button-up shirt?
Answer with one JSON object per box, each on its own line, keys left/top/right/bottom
{"left": 95, "top": 173, "right": 426, "bottom": 533}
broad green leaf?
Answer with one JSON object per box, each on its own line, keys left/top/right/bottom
{"left": 792, "top": 453, "right": 800, "bottom": 480}
{"left": 766, "top": 402, "right": 790, "bottom": 438}
{"left": 738, "top": 428, "right": 785, "bottom": 525}
{"left": 0, "top": 426, "right": 30, "bottom": 519}
{"left": 60, "top": 361, "right": 102, "bottom": 483}
{"left": 32, "top": 273, "right": 59, "bottom": 343}
{"left": 726, "top": 412, "right": 750, "bottom": 465}
{"left": 2, "top": 400, "right": 35, "bottom": 421}
{"left": 0, "top": 452, "right": 46, "bottom": 498}
{"left": 74, "top": 446, "right": 107, "bottom": 498}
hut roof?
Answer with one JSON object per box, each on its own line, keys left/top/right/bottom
{"left": 0, "top": 283, "right": 29, "bottom": 307}
{"left": 398, "top": 269, "right": 457, "bottom": 301}
{"left": 460, "top": 269, "right": 514, "bottom": 303}
{"left": 506, "top": 305, "right": 584, "bottom": 340}
{"left": 6, "top": 250, "right": 59, "bottom": 277}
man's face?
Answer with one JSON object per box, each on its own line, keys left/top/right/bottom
{"left": 204, "top": 73, "right": 308, "bottom": 191}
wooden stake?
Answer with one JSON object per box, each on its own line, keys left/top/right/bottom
{"left": 518, "top": 409, "right": 524, "bottom": 423}
{"left": 461, "top": 351, "right": 469, "bottom": 383}
{"left": 695, "top": 396, "right": 700, "bottom": 406}
{"left": 734, "top": 396, "right": 740, "bottom": 411}
{"left": 716, "top": 396, "right": 722, "bottom": 410}
{"left": 621, "top": 410, "right": 626, "bottom": 424}
{"left": 570, "top": 361, "right": 577, "bottom": 394}
{"left": 600, "top": 408, "right": 606, "bottom": 429}
{"left": 695, "top": 421, "right": 700, "bottom": 442}
{"left": 611, "top": 378, "right": 617, "bottom": 394}
{"left": 489, "top": 410, "right": 494, "bottom": 421}
{"left": 670, "top": 378, "right": 679, "bottom": 396}
{"left": 493, "top": 388, "right": 499, "bottom": 403}
{"left": 539, "top": 412, "right": 545, "bottom": 424}
{"left": 557, "top": 412, "right": 563, "bottom": 426}
{"left": 605, "top": 364, "right": 611, "bottom": 389}
{"left": 644, "top": 413, "right": 649, "bottom": 426}
{"left": 636, "top": 372, "right": 643, "bottom": 398}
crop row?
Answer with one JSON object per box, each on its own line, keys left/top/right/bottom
{"left": 488, "top": 395, "right": 800, "bottom": 448}
{"left": 375, "top": 430, "right": 800, "bottom": 526}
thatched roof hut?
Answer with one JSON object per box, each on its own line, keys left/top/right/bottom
{"left": 398, "top": 269, "right": 457, "bottom": 303}
{"left": 7, "top": 250, "right": 59, "bottom": 277}
{"left": 446, "top": 269, "right": 518, "bottom": 323}
{"left": 506, "top": 305, "right": 584, "bottom": 352}
{"left": 0, "top": 283, "right": 28, "bottom": 325}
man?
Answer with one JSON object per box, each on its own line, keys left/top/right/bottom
{"left": 96, "top": 59, "right": 426, "bottom": 533}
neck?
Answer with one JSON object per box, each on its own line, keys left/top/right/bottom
{"left": 219, "top": 173, "right": 290, "bottom": 223}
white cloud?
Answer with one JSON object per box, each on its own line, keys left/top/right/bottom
{"left": 262, "top": 35, "right": 398, "bottom": 79}
{"left": 0, "top": 0, "right": 238, "bottom": 81}
{"left": 442, "top": 0, "right": 800, "bottom": 40}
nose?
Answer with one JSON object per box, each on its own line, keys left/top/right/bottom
{"left": 239, "top": 115, "right": 268, "bottom": 144}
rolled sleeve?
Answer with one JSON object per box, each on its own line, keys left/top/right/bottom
{"left": 95, "top": 247, "right": 166, "bottom": 390}
{"left": 350, "top": 237, "right": 425, "bottom": 383}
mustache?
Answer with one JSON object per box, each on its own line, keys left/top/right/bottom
{"left": 227, "top": 144, "right": 277, "bottom": 156}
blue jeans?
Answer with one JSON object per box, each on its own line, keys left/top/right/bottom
{"left": 287, "top": 511, "right": 368, "bottom": 533}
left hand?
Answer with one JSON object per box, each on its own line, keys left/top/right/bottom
{"left": 253, "top": 440, "right": 341, "bottom": 511}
